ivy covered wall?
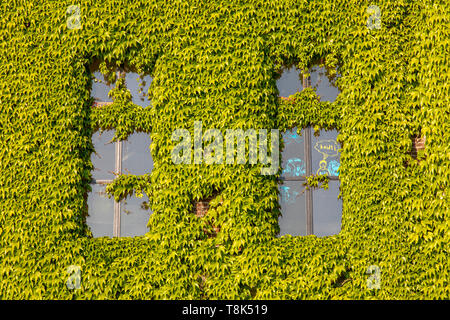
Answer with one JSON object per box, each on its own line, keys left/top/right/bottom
{"left": 0, "top": 0, "right": 448, "bottom": 299}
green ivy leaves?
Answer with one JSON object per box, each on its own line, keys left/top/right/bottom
{"left": 0, "top": 0, "right": 448, "bottom": 300}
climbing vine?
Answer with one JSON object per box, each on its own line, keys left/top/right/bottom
{"left": 0, "top": 0, "right": 448, "bottom": 299}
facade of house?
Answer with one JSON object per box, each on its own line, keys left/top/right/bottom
{"left": 0, "top": 1, "right": 448, "bottom": 299}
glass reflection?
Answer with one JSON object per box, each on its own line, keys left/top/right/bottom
{"left": 86, "top": 183, "right": 114, "bottom": 237}
{"left": 121, "top": 192, "right": 151, "bottom": 237}
{"left": 312, "top": 181, "right": 342, "bottom": 237}
{"left": 91, "top": 71, "right": 114, "bottom": 103}
{"left": 124, "top": 72, "right": 152, "bottom": 108}
{"left": 276, "top": 66, "right": 303, "bottom": 98}
{"left": 120, "top": 190, "right": 152, "bottom": 237}
{"left": 91, "top": 130, "right": 116, "bottom": 181}
{"left": 122, "top": 133, "right": 153, "bottom": 175}
{"left": 310, "top": 66, "right": 340, "bottom": 102}
{"left": 278, "top": 181, "right": 307, "bottom": 236}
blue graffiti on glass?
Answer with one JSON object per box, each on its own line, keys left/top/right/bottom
{"left": 279, "top": 185, "right": 300, "bottom": 204}
{"left": 328, "top": 160, "right": 340, "bottom": 176}
{"left": 283, "top": 130, "right": 302, "bottom": 146}
{"left": 282, "top": 158, "right": 306, "bottom": 177}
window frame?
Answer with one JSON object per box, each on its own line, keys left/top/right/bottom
{"left": 89, "top": 68, "right": 148, "bottom": 238}
{"left": 280, "top": 72, "right": 340, "bottom": 236}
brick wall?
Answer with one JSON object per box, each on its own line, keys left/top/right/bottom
{"left": 411, "top": 136, "right": 426, "bottom": 159}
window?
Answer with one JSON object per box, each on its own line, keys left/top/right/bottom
{"left": 277, "top": 64, "right": 342, "bottom": 237}
{"left": 86, "top": 64, "right": 153, "bottom": 237}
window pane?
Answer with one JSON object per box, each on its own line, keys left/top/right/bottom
{"left": 310, "top": 66, "right": 340, "bottom": 102}
{"left": 86, "top": 183, "right": 114, "bottom": 237}
{"left": 311, "top": 129, "right": 340, "bottom": 176}
{"left": 91, "top": 71, "right": 114, "bottom": 103}
{"left": 281, "top": 128, "right": 306, "bottom": 178}
{"left": 121, "top": 192, "right": 151, "bottom": 237}
{"left": 276, "top": 66, "right": 303, "bottom": 98}
{"left": 124, "top": 72, "right": 152, "bottom": 108}
{"left": 312, "top": 181, "right": 342, "bottom": 237}
{"left": 91, "top": 130, "right": 116, "bottom": 180}
{"left": 278, "top": 181, "right": 307, "bottom": 236}
{"left": 122, "top": 132, "right": 153, "bottom": 175}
